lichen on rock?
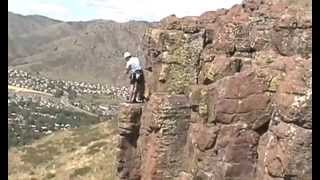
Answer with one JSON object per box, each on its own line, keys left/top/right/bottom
{"left": 117, "top": 0, "right": 312, "bottom": 179}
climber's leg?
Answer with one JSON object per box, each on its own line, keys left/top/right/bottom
{"left": 128, "top": 84, "right": 134, "bottom": 102}
{"left": 132, "top": 81, "right": 138, "bottom": 103}
{"left": 136, "top": 72, "right": 144, "bottom": 103}
{"left": 128, "top": 73, "right": 136, "bottom": 103}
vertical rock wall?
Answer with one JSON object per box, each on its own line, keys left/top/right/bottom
{"left": 117, "top": 0, "right": 312, "bottom": 179}
{"left": 117, "top": 104, "right": 142, "bottom": 180}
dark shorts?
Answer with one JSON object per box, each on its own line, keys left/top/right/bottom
{"left": 130, "top": 70, "right": 143, "bottom": 84}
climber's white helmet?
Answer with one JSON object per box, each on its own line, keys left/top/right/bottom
{"left": 123, "top": 52, "right": 131, "bottom": 59}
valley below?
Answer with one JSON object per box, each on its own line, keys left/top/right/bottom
{"left": 8, "top": 69, "right": 123, "bottom": 179}
{"left": 8, "top": 69, "right": 126, "bottom": 149}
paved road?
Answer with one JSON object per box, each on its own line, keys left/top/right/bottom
{"left": 8, "top": 85, "right": 52, "bottom": 96}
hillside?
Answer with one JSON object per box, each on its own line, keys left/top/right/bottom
{"left": 8, "top": 68, "right": 126, "bottom": 149}
{"left": 8, "top": 12, "right": 61, "bottom": 37}
{"left": 9, "top": 121, "right": 118, "bottom": 180}
{"left": 8, "top": 12, "right": 150, "bottom": 86}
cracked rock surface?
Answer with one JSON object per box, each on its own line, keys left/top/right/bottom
{"left": 117, "top": 0, "right": 311, "bottom": 179}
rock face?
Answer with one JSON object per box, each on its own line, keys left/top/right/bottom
{"left": 117, "top": 104, "right": 142, "bottom": 180}
{"left": 117, "top": 0, "right": 312, "bottom": 179}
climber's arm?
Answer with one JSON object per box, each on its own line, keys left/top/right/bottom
{"left": 125, "top": 65, "right": 131, "bottom": 74}
{"left": 125, "top": 62, "right": 131, "bottom": 74}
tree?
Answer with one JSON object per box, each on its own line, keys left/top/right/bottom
{"left": 53, "top": 89, "right": 64, "bottom": 98}
{"left": 68, "top": 89, "right": 77, "bottom": 100}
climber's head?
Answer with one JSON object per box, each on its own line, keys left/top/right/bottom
{"left": 123, "top": 52, "right": 131, "bottom": 61}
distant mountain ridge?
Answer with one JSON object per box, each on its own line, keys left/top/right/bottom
{"left": 8, "top": 12, "right": 61, "bottom": 36}
{"left": 8, "top": 12, "right": 151, "bottom": 86}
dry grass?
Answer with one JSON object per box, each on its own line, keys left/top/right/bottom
{"left": 8, "top": 121, "right": 118, "bottom": 180}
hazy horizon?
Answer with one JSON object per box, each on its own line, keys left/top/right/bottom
{"left": 8, "top": 0, "right": 242, "bottom": 23}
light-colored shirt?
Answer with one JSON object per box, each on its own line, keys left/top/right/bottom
{"left": 126, "top": 57, "right": 142, "bottom": 73}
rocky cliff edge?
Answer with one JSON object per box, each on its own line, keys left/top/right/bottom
{"left": 116, "top": 0, "right": 312, "bottom": 179}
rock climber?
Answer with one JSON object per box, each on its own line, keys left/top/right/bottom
{"left": 124, "top": 51, "right": 144, "bottom": 103}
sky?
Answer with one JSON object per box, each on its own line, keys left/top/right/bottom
{"left": 8, "top": 0, "right": 243, "bottom": 22}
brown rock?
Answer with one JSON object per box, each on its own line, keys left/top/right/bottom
{"left": 199, "top": 55, "right": 241, "bottom": 84}
{"left": 139, "top": 94, "right": 191, "bottom": 179}
{"left": 117, "top": 103, "right": 143, "bottom": 180}
{"left": 117, "top": 1, "right": 312, "bottom": 179}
